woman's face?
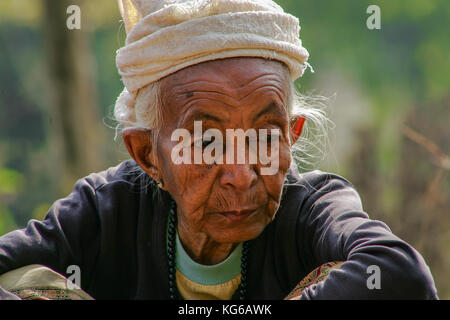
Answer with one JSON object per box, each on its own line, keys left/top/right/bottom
{"left": 156, "top": 57, "right": 293, "bottom": 244}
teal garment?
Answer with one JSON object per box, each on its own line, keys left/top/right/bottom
{"left": 175, "top": 232, "right": 242, "bottom": 285}
{"left": 166, "top": 215, "right": 242, "bottom": 285}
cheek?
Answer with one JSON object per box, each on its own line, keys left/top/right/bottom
{"left": 158, "top": 139, "right": 218, "bottom": 216}
{"left": 262, "top": 143, "right": 291, "bottom": 211}
{"left": 279, "top": 144, "right": 292, "bottom": 179}
{"left": 168, "top": 164, "right": 217, "bottom": 203}
{"left": 262, "top": 175, "right": 284, "bottom": 218}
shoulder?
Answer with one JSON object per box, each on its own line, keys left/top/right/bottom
{"left": 61, "top": 159, "right": 152, "bottom": 216}
{"left": 276, "top": 167, "right": 370, "bottom": 245}
{"left": 286, "top": 166, "right": 358, "bottom": 191}
{"left": 82, "top": 159, "right": 144, "bottom": 192}
{"left": 45, "top": 160, "right": 147, "bottom": 221}
{"left": 282, "top": 167, "right": 363, "bottom": 212}
{"left": 271, "top": 166, "right": 367, "bottom": 242}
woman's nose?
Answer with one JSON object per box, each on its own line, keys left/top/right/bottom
{"left": 218, "top": 163, "right": 258, "bottom": 191}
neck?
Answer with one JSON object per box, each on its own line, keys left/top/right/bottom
{"left": 177, "top": 218, "right": 237, "bottom": 266}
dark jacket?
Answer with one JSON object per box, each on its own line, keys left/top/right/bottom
{"left": 0, "top": 160, "right": 438, "bottom": 299}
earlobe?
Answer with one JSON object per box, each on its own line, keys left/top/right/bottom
{"left": 122, "top": 129, "right": 161, "bottom": 180}
{"left": 290, "top": 116, "right": 306, "bottom": 145}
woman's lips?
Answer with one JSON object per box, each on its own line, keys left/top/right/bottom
{"left": 215, "top": 208, "right": 259, "bottom": 222}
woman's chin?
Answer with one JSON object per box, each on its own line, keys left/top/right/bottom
{"left": 205, "top": 213, "right": 272, "bottom": 244}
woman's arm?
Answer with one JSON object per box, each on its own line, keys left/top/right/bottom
{"left": 0, "top": 178, "right": 101, "bottom": 298}
{"left": 297, "top": 172, "right": 438, "bottom": 299}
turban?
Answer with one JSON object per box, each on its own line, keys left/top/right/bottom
{"left": 115, "top": 0, "right": 310, "bottom": 126}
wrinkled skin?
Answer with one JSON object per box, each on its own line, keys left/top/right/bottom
{"left": 124, "top": 57, "right": 303, "bottom": 265}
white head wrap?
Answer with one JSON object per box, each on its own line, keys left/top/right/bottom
{"left": 115, "top": 0, "right": 310, "bottom": 126}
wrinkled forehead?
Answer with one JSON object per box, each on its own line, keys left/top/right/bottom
{"left": 159, "top": 57, "right": 291, "bottom": 108}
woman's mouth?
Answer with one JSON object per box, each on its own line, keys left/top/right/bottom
{"left": 216, "top": 207, "right": 259, "bottom": 222}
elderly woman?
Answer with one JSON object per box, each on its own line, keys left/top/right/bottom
{"left": 0, "top": 0, "right": 438, "bottom": 300}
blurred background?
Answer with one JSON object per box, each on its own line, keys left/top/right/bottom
{"left": 0, "top": 0, "right": 448, "bottom": 297}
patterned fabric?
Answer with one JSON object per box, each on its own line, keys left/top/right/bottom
{"left": 10, "top": 288, "right": 92, "bottom": 300}
{"left": 0, "top": 264, "right": 93, "bottom": 300}
{"left": 2, "top": 262, "right": 343, "bottom": 300}
{"left": 284, "top": 261, "right": 345, "bottom": 300}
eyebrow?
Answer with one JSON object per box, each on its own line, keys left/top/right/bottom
{"left": 180, "top": 110, "right": 225, "bottom": 128}
{"left": 178, "top": 101, "right": 286, "bottom": 129}
{"left": 252, "top": 102, "right": 287, "bottom": 123}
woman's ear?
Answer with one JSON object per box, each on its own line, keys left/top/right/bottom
{"left": 290, "top": 116, "right": 306, "bottom": 145}
{"left": 122, "top": 129, "right": 162, "bottom": 182}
